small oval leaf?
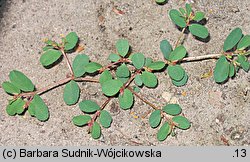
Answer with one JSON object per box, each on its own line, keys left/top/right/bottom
{"left": 108, "top": 53, "right": 120, "bottom": 62}
{"left": 157, "top": 122, "right": 171, "bottom": 141}
{"left": 85, "top": 62, "right": 102, "bottom": 73}
{"left": 79, "top": 100, "right": 100, "bottom": 113}
{"left": 169, "top": 9, "right": 187, "bottom": 28}
{"left": 147, "top": 61, "right": 166, "bottom": 71}
{"left": 169, "top": 45, "right": 186, "bottom": 61}
{"left": 193, "top": 11, "right": 205, "bottom": 21}
{"left": 72, "top": 54, "right": 90, "bottom": 77}
{"left": 189, "top": 24, "right": 209, "bottom": 39}
{"left": 64, "top": 32, "right": 79, "bottom": 51}
{"left": 140, "top": 71, "right": 158, "bottom": 88}
{"left": 99, "top": 110, "right": 112, "bottom": 128}
{"left": 213, "top": 56, "right": 230, "bottom": 83}
{"left": 163, "top": 104, "right": 182, "bottom": 116}
{"left": 116, "top": 64, "right": 130, "bottom": 78}
{"left": 160, "top": 39, "right": 173, "bottom": 60}
{"left": 118, "top": 89, "right": 134, "bottom": 110}
{"left": 172, "top": 116, "right": 191, "bottom": 130}
{"left": 72, "top": 115, "right": 91, "bottom": 127}
{"left": 167, "top": 65, "right": 185, "bottom": 81}
{"left": 9, "top": 70, "right": 35, "bottom": 92}
{"left": 99, "top": 70, "right": 113, "bottom": 85}
{"left": 171, "top": 72, "right": 188, "bottom": 87}
{"left": 116, "top": 39, "right": 130, "bottom": 57}
{"left": 91, "top": 122, "right": 101, "bottom": 139}
{"left": 29, "top": 95, "right": 49, "bottom": 121}
{"left": 149, "top": 110, "right": 162, "bottom": 128}
{"left": 40, "top": 49, "right": 62, "bottom": 67}
{"left": 131, "top": 53, "right": 145, "bottom": 69}
{"left": 102, "top": 79, "right": 123, "bottom": 96}
{"left": 223, "top": 28, "right": 242, "bottom": 52}
{"left": 2, "top": 81, "right": 21, "bottom": 95}
{"left": 63, "top": 80, "right": 80, "bottom": 105}
{"left": 237, "top": 35, "right": 250, "bottom": 50}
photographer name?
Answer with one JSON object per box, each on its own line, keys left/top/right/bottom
{"left": 18, "top": 148, "right": 161, "bottom": 159}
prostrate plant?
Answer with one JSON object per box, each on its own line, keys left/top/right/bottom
{"left": 2, "top": 3, "right": 250, "bottom": 142}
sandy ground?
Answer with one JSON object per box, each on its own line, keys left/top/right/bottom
{"left": 0, "top": 0, "right": 249, "bottom": 146}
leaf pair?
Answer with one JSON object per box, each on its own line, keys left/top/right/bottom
{"left": 2, "top": 70, "right": 35, "bottom": 94}
{"left": 72, "top": 54, "right": 102, "bottom": 77}
{"left": 167, "top": 65, "right": 188, "bottom": 86}
{"left": 169, "top": 4, "right": 208, "bottom": 39}
{"left": 149, "top": 104, "right": 190, "bottom": 141}
{"left": 73, "top": 100, "right": 112, "bottom": 139}
{"left": 223, "top": 28, "right": 250, "bottom": 52}
{"left": 160, "top": 40, "right": 187, "bottom": 61}
{"left": 134, "top": 71, "right": 158, "bottom": 88}
{"left": 40, "top": 32, "right": 79, "bottom": 67}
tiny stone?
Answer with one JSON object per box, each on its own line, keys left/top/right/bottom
{"left": 170, "top": 97, "right": 179, "bottom": 104}
{"left": 162, "top": 92, "right": 172, "bottom": 102}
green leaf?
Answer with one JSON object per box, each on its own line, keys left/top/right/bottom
{"left": 99, "top": 110, "right": 112, "bottom": 128}
{"left": 160, "top": 39, "right": 173, "bottom": 60}
{"left": 40, "top": 49, "right": 62, "bottom": 67}
{"left": 72, "top": 115, "right": 91, "bottom": 127}
{"left": 72, "top": 54, "right": 90, "bottom": 77}
{"left": 193, "top": 11, "right": 205, "bottom": 21}
{"left": 223, "top": 28, "right": 242, "bottom": 52}
{"left": 179, "top": 8, "right": 186, "bottom": 15}
{"left": 85, "top": 62, "right": 102, "bottom": 73}
{"left": 64, "top": 32, "right": 79, "bottom": 51}
{"left": 99, "top": 70, "right": 113, "bottom": 85}
{"left": 149, "top": 110, "right": 162, "bottom": 128}
{"left": 2, "top": 81, "right": 20, "bottom": 95}
{"left": 141, "top": 71, "right": 158, "bottom": 88}
{"left": 79, "top": 100, "right": 100, "bottom": 113}
{"left": 169, "top": 45, "right": 186, "bottom": 61}
{"left": 157, "top": 122, "right": 171, "bottom": 141}
{"left": 237, "top": 55, "right": 250, "bottom": 72}
{"left": 131, "top": 53, "right": 145, "bottom": 69}
{"left": 116, "top": 39, "right": 130, "bottom": 57}
{"left": 155, "top": 0, "right": 167, "bottom": 4}
{"left": 132, "top": 85, "right": 140, "bottom": 93}
{"left": 237, "top": 35, "right": 250, "bottom": 50}
{"left": 117, "top": 76, "right": 129, "bottom": 84}
{"left": 172, "top": 116, "right": 191, "bottom": 130}
{"left": 29, "top": 95, "right": 49, "bottom": 121}
{"left": 108, "top": 53, "right": 120, "bottom": 62}
{"left": 172, "top": 72, "right": 188, "bottom": 86}
{"left": 63, "top": 80, "right": 80, "bottom": 105}
{"left": 42, "top": 45, "right": 54, "bottom": 51}
{"left": 102, "top": 79, "right": 123, "bottom": 96}
{"left": 229, "top": 63, "right": 235, "bottom": 78}
{"left": 116, "top": 64, "right": 130, "bottom": 78}
{"left": 185, "top": 3, "right": 192, "bottom": 16}
{"left": 145, "top": 57, "right": 153, "bottom": 67}
{"left": 134, "top": 75, "right": 143, "bottom": 86}
{"left": 189, "top": 24, "right": 209, "bottom": 39}
{"left": 147, "top": 61, "right": 165, "bottom": 71}
{"left": 91, "top": 122, "right": 101, "bottom": 139}
{"left": 163, "top": 104, "right": 182, "bottom": 116}
{"left": 214, "top": 56, "right": 230, "bottom": 83}
{"left": 9, "top": 70, "right": 35, "bottom": 92}
{"left": 6, "top": 98, "right": 25, "bottom": 116}
{"left": 169, "top": 9, "right": 187, "bottom": 28}
{"left": 167, "top": 65, "right": 185, "bottom": 81}
{"left": 118, "top": 89, "right": 134, "bottom": 110}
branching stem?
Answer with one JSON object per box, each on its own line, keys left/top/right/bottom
{"left": 127, "top": 86, "right": 159, "bottom": 110}
{"left": 174, "top": 27, "right": 186, "bottom": 48}
{"left": 16, "top": 77, "right": 99, "bottom": 98}
{"left": 60, "top": 49, "right": 74, "bottom": 76}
